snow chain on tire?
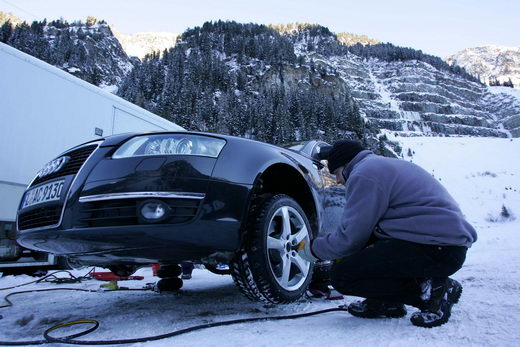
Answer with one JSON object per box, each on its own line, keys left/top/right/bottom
{"left": 230, "top": 194, "right": 314, "bottom": 304}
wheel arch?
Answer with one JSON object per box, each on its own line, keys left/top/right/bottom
{"left": 251, "top": 163, "right": 319, "bottom": 237}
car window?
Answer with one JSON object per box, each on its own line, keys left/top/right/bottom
{"left": 311, "top": 142, "right": 330, "bottom": 160}
{"left": 286, "top": 144, "right": 305, "bottom": 151}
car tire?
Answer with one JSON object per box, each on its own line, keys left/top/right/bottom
{"left": 231, "top": 194, "right": 314, "bottom": 304}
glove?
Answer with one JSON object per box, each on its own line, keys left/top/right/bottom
{"left": 297, "top": 241, "right": 319, "bottom": 263}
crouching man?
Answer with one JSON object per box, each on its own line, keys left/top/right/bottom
{"left": 298, "top": 140, "right": 477, "bottom": 327}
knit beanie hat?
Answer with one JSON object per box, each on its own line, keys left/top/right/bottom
{"left": 327, "top": 140, "right": 365, "bottom": 173}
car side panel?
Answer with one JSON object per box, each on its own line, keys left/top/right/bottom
{"left": 213, "top": 138, "right": 306, "bottom": 184}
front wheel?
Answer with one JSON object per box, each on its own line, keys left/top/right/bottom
{"left": 231, "top": 194, "right": 314, "bottom": 304}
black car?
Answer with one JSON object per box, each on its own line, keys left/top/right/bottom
{"left": 16, "top": 132, "right": 333, "bottom": 303}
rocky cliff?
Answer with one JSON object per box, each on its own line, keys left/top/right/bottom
{"left": 278, "top": 27, "right": 517, "bottom": 137}
{"left": 331, "top": 55, "right": 514, "bottom": 137}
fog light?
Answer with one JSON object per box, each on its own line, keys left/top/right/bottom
{"left": 139, "top": 200, "right": 169, "bottom": 223}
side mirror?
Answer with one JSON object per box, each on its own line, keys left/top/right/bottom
{"left": 314, "top": 145, "right": 332, "bottom": 161}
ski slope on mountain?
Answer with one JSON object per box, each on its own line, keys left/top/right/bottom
{"left": 1, "top": 136, "right": 519, "bottom": 346}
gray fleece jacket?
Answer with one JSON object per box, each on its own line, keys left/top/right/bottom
{"left": 312, "top": 150, "right": 477, "bottom": 260}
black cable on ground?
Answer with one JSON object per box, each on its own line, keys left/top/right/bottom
{"left": 1, "top": 306, "right": 350, "bottom": 345}
{"left": 0, "top": 269, "right": 350, "bottom": 345}
{"left": 0, "top": 268, "right": 95, "bottom": 291}
{"left": 1, "top": 286, "right": 151, "bottom": 309}
{"left": 0, "top": 287, "right": 95, "bottom": 310}
{"left": 39, "top": 268, "right": 95, "bottom": 285}
{"left": 0, "top": 268, "right": 99, "bottom": 309}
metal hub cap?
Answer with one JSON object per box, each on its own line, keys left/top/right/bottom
{"left": 266, "top": 206, "right": 311, "bottom": 291}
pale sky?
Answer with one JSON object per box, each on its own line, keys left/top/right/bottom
{"left": 1, "top": 0, "right": 518, "bottom": 58}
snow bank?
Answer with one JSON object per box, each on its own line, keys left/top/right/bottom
{"left": 399, "top": 137, "right": 520, "bottom": 228}
{"left": 489, "top": 86, "right": 520, "bottom": 101}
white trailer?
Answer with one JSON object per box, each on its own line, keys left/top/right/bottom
{"left": 0, "top": 42, "right": 182, "bottom": 272}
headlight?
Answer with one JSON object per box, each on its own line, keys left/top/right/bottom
{"left": 112, "top": 134, "right": 226, "bottom": 159}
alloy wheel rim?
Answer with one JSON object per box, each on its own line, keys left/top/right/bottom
{"left": 266, "top": 206, "right": 311, "bottom": 291}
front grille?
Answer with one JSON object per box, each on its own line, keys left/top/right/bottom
{"left": 77, "top": 198, "right": 201, "bottom": 228}
{"left": 18, "top": 206, "right": 62, "bottom": 230}
{"left": 31, "top": 144, "right": 98, "bottom": 187}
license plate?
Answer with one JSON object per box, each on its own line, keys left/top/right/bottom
{"left": 22, "top": 180, "right": 65, "bottom": 209}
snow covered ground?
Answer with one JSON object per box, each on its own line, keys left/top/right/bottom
{"left": 1, "top": 136, "right": 519, "bottom": 346}
{"left": 489, "top": 86, "right": 520, "bottom": 100}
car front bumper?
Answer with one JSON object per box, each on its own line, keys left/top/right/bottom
{"left": 17, "top": 217, "right": 242, "bottom": 265}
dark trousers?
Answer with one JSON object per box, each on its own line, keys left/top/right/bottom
{"left": 331, "top": 239, "right": 467, "bottom": 305}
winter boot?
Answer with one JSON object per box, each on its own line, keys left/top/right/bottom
{"left": 348, "top": 299, "right": 407, "bottom": 319}
{"left": 410, "top": 277, "right": 463, "bottom": 328}
{"left": 447, "top": 278, "right": 463, "bottom": 304}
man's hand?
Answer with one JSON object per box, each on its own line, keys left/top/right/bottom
{"left": 297, "top": 241, "right": 319, "bottom": 263}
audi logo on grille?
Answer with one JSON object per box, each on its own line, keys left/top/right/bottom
{"left": 37, "top": 156, "right": 70, "bottom": 179}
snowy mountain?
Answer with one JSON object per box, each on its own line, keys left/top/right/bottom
{"left": 112, "top": 24, "right": 376, "bottom": 60}
{"left": 0, "top": 13, "right": 134, "bottom": 89}
{"left": 2, "top": 15, "right": 519, "bottom": 139}
{"left": 340, "top": 55, "right": 520, "bottom": 137}
{"left": 446, "top": 46, "right": 520, "bottom": 88}
{"left": 113, "top": 29, "right": 178, "bottom": 59}
{"left": 119, "top": 22, "right": 520, "bottom": 140}
{"left": 117, "top": 23, "right": 367, "bottom": 146}
{"left": 281, "top": 28, "right": 519, "bottom": 137}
